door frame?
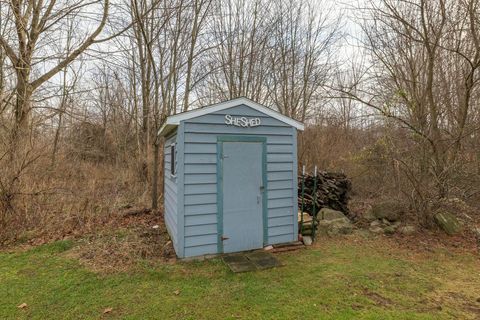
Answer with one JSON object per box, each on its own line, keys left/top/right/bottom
{"left": 216, "top": 135, "right": 268, "bottom": 253}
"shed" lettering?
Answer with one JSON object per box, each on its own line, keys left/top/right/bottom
{"left": 224, "top": 114, "right": 261, "bottom": 128}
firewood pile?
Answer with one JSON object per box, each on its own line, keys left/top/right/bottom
{"left": 298, "top": 171, "right": 352, "bottom": 216}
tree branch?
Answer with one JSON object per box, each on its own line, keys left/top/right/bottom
{"left": 30, "top": 0, "right": 109, "bottom": 90}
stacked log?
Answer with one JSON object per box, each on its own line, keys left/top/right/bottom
{"left": 298, "top": 171, "right": 352, "bottom": 217}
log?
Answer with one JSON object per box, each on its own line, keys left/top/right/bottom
{"left": 298, "top": 171, "right": 351, "bottom": 217}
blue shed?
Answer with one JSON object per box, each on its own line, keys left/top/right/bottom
{"left": 158, "top": 97, "right": 304, "bottom": 258}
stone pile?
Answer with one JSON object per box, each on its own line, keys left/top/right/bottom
{"left": 364, "top": 200, "right": 416, "bottom": 235}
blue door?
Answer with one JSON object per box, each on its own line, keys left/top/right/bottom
{"left": 221, "top": 141, "right": 264, "bottom": 253}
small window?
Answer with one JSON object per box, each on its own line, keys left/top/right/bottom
{"left": 170, "top": 144, "right": 176, "bottom": 176}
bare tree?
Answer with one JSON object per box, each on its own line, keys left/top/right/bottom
{"left": 0, "top": 0, "right": 110, "bottom": 160}
{"left": 342, "top": 0, "right": 480, "bottom": 221}
{"left": 269, "top": 0, "right": 341, "bottom": 121}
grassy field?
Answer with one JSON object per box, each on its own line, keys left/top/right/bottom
{"left": 1, "top": 236, "right": 479, "bottom": 319}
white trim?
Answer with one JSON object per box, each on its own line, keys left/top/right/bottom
{"left": 158, "top": 97, "right": 304, "bottom": 136}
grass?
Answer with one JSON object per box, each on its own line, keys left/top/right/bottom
{"left": 1, "top": 236, "right": 479, "bottom": 319}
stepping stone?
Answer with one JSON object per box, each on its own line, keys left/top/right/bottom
{"left": 245, "top": 251, "right": 282, "bottom": 270}
{"left": 223, "top": 254, "right": 257, "bottom": 273}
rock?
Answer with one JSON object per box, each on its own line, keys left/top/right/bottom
{"left": 263, "top": 245, "right": 273, "bottom": 251}
{"left": 398, "top": 225, "right": 416, "bottom": 235}
{"left": 382, "top": 218, "right": 391, "bottom": 226}
{"left": 384, "top": 225, "right": 397, "bottom": 235}
{"left": 317, "top": 218, "right": 353, "bottom": 236}
{"left": 369, "top": 200, "right": 405, "bottom": 222}
{"left": 363, "top": 209, "right": 377, "bottom": 221}
{"left": 370, "top": 220, "right": 381, "bottom": 227}
{"left": 434, "top": 211, "right": 462, "bottom": 235}
{"left": 298, "top": 211, "right": 312, "bottom": 223}
{"left": 318, "top": 208, "right": 346, "bottom": 221}
{"left": 302, "top": 236, "right": 313, "bottom": 246}
{"left": 369, "top": 226, "right": 384, "bottom": 234}
{"left": 333, "top": 222, "right": 354, "bottom": 235}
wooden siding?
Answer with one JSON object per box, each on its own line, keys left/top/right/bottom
{"left": 181, "top": 104, "right": 297, "bottom": 257}
{"left": 164, "top": 132, "right": 178, "bottom": 254}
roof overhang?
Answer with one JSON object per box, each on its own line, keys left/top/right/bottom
{"left": 158, "top": 97, "right": 305, "bottom": 137}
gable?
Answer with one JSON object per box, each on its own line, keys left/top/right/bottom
{"left": 158, "top": 97, "right": 304, "bottom": 137}
{"left": 185, "top": 104, "right": 292, "bottom": 128}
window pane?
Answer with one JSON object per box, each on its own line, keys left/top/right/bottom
{"left": 170, "top": 145, "right": 175, "bottom": 175}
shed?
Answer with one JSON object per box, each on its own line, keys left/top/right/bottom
{"left": 158, "top": 97, "right": 304, "bottom": 258}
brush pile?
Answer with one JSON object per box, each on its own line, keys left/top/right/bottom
{"left": 298, "top": 171, "right": 352, "bottom": 216}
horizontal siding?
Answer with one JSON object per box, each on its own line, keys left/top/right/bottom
{"left": 267, "top": 154, "right": 293, "bottom": 163}
{"left": 269, "top": 233, "right": 295, "bottom": 244}
{"left": 185, "top": 223, "right": 217, "bottom": 237}
{"left": 184, "top": 153, "right": 217, "bottom": 164}
{"left": 185, "top": 234, "right": 217, "bottom": 247}
{"left": 268, "top": 215, "right": 293, "bottom": 227}
{"left": 268, "top": 180, "right": 294, "bottom": 190}
{"left": 268, "top": 198, "right": 293, "bottom": 209}
{"left": 268, "top": 188, "right": 293, "bottom": 200}
{"left": 184, "top": 143, "right": 293, "bottom": 155}
{"left": 184, "top": 244, "right": 217, "bottom": 257}
{"left": 184, "top": 123, "right": 293, "bottom": 136}
{"left": 181, "top": 104, "right": 296, "bottom": 257}
{"left": 185, "top": 214, "right": 217, "bottom": 226}
{"left": 268, "top": 162, "right": 293, "bottom": 171}
{"left": 185, "top": 133, "right": 293, "bottom": 144}
{"left": 185, "top": 193, "right": 216, "bottom": 205}
{"left": 269, "top": 225, "right": 294, "bottom": 237}
{"left": 185, "top": 173, "right": 216, "bottom": 184}
{"left": 268, "top": 207, "right": 294, "bottom": 218}
{"left": 163, "top": 133, "right": 178, "bottom": 253}
{"left": 268, "top": 171, "right": 293, "bottom": 181}
{"left": 185, "top": 203, "right": 217, "bottom": 215}
{"left": 185, "top": 163, "right": 216, "bottom": 174}
{"left": 184, "top": 183, "right": 216, "bottom": 195}
{"left": 267, "top": 144, "right": 293, "bottom": 153}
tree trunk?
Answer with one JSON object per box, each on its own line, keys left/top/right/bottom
{"left": 152, "top": 141, "right": 160, "bottom": 210}
{"left": 10, "top": 80, "right": 32, "bottom": 162}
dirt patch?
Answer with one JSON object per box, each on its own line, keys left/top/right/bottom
{"left": 390, "top": 229, "right": 479, "bottom": 256}
{"left": 65, "top": 208, "right": 176, "bottom": 272}
{"left": 428, "top": 291, "right": 480, "bottom": 318}
{"left": 362, "top": 288, "right": 394, "bottom": 307}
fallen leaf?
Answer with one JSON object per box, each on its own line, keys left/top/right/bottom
{"left": 17, "top": 303, "right": 27, "bottom": 309}
{"left": 103, "top": 307, "right": 113, "bottom": 314}
{"left": 173, "top": 289, "right": 180, "bottom": 295}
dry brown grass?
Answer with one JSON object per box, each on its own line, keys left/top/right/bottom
{"left": 65, "top": 209, "right": 175, "bottom": 272}
{"left": 0, "top": 151, "right": 151, "bottom": 247}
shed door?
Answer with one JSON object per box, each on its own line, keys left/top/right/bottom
{"left": 221, "top": 141, "right": 264, "bottom": 253}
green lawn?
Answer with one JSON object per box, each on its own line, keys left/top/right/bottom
{"left": 1, "top": 237, "right": 479, "bottom": 319}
